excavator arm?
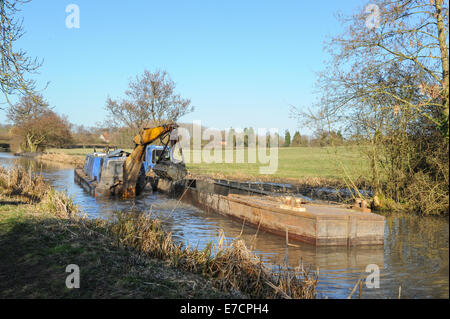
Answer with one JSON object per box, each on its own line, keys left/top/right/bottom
{"left": 121, "top": 124, "right": 177, "bottom": 198}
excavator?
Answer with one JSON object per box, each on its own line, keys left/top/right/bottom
{"left": 74, "top": 123, "right": 187, "bottom": 199}
{"left": 121, "top": 123, "right": 187, "bottom": 198}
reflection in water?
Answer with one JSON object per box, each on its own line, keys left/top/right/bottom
{"left": 0, "top": 152, "right": 448, "bottom": 299}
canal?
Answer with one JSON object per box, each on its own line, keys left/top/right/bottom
{"left": 1, "top": 152, "right": 448, "bottom": 299}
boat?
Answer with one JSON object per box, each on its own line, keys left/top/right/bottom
{"left": 157, "top": 178, "right": 386, "bottom": 246}
{"left": 74, "top": 124, "right": 187, "bottom": 198}
{"left": 74, "top": 144, "right": 178, "bottom": 197}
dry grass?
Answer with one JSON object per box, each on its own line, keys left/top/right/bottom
{"left": 0, "top": 166, "right": 49, "bottom": 202}
{"left": 107, "top": 210, "right": 317, "bottom": 299}
{"left": 41, "top": 188, "right": 81, "bottom": 218}
{"left": 37, "top": 153, "right": 85, "bottom": 166}
{"left": 0, "top": 166, "right": 80, "bottom": 217}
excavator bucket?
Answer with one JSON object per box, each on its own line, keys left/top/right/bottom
{"left": 152, "top": 161, "right": 187, "bottom": 181}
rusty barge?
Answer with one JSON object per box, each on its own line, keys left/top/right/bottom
{"left": 157, "top": 179, "right": 385, "bottom": 247}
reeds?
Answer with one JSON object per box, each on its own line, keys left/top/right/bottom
{"left": 0, "top": 166, "right": 48, "bottom": 202}
{"left": 41, "top": 188, "right": 80, "bottom": 218}
{"left": 0, "top": 167, "right": 79, "bottom": 218}
{"left": 108, "top": 210, "right": 318, "bottom": 299}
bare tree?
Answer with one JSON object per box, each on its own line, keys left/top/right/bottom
{"left": 7, "top": 92, "right": 47, "bottom": 124}
{"left": 1, "top": 0, "right": 42, "bottom": 107}
{"left": 292, "top": 0, "right": 449, "bottom": 215}
{"left": 8, "top": 94, "right": 72, "bottom": 151}
{"left": 312, "top": 0, "right": 448, "bottom": 139}
{"left": 105, "top": 69, "right": 193, "bottom": 134}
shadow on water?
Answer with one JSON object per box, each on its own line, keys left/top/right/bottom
{"left": 0, "top": 152, "right": 448, "bottom": 299}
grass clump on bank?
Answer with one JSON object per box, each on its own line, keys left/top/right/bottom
{"left": 0, "top": 166, "right": 48, "bottom": 202}
{"left": 0, "top": 166, "right": 317, "bottom": 299}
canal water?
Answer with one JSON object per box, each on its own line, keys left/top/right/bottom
{"left": 1, "top": 152, "right": 448, "bottom": 299}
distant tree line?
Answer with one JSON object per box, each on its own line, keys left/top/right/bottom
{"left": 281, "top": 129, "right": 345, "bottom": 147}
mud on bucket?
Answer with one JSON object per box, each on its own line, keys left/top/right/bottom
{"left": 152, "top": 161, "right": 188, "bottom": 181}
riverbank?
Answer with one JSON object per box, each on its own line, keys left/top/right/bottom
{"left": 17, "top": 152, "right": 85, "bottom": 166}
{"left": 0, "top": 166, "right": 317, "bottom": 299}
{"left": 0, "top": 201, "right": 235, "bottom": 298}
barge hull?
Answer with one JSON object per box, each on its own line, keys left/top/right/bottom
{"left": 74, "top": 168, "right": 110, "bottom": 197}
{"left": 157, "top": 179, "right": 385, "bottom": 247}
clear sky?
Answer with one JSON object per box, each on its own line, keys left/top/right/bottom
{"left": 2, "top": 0, "right": 363, "bottom": 135}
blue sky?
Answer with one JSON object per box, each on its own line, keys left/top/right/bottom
{"left": 2, "top": 0, "right": 363, "bottom": 135}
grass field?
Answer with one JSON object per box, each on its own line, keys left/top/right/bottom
{"left": 186, "top": 146, "right": 369, "bottom": 181}
{"left": 47, "top": 146, "right": 368, "bottom": 182}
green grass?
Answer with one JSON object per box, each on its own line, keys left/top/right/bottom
{"left": 185, "top": 146, "right": 369, "bottom": 181}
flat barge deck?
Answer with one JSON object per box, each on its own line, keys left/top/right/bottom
{"left": 157, "top": 179, "right": 385, "bottom": 246}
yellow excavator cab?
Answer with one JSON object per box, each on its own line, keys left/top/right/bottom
{"left": 121, "top": 123, "right": 185, "bottom": 198}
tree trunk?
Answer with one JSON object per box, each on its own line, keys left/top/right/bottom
{"left": 435, "top": 0, "right": 449, "bottom": 140}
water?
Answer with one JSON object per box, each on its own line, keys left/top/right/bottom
{"left": 1, "top": 152, "right": 448, "bottom": 299}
